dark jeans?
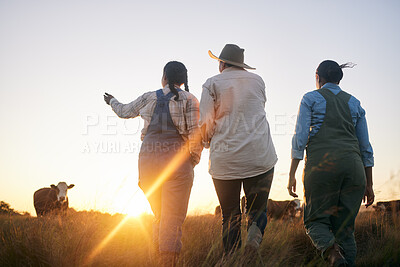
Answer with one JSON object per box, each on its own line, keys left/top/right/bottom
{"left": 213, "top": 168, "right": 274, "bottom": 253}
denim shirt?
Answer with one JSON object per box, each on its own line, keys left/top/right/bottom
{"left": 291, "top": 83, "right": 374, "bottom": 167}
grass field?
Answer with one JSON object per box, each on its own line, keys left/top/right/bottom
{"left": 0, "top": 209, "right": 399, "bottom": 266}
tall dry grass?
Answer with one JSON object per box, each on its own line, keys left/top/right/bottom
{"left": 0, "top": 210, "right": 399, "bottom": 266}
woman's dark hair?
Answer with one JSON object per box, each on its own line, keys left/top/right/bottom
{"left": 316, "top": 60, "right": 356, "bottom": 84}
{"left": 163, "top": 61, "right": 189, "bottom": 100}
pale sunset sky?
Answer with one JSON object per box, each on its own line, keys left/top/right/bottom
{"left": 1, "top": 0, "right": 399, "bottom": 216}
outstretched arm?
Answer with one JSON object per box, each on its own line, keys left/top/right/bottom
{"left": 104, "top": 92, "right": 150, "bottom": 119}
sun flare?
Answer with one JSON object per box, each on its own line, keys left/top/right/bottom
{"left": 101, "top": 175, "right": 153, "bottom": 217}
{"left": 109, "top": 182, "right": 152, "bottom": 217}
{"left": 114, "top": 191, "right": 152, "bottom": 217}
{"left": 85, "top": 142, "right": 193, "bottom": 264}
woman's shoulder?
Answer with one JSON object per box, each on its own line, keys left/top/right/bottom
{"left": 347, "top": 94, "right": 364, "bottom": 116}
{"left": 178, "top": 90, "right": 199, "bottom": 102}
{"left": 303, "top": 90, "right": 323, "bottom": 101}
{"left": 348, "top": 95, "right": 361, "bottom": 107}
{"left": 345, "top": 91, "right": 361, "bottom": 105}
{"left": 298, "top": 90, "right": 325, "bottom": 109}
{"left": 140, "top": 90, "right": 157, "bottom": 100}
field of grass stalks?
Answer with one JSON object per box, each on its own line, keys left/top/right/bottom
{"left": 0, "top": 209, "right": 399, "bottom": 266}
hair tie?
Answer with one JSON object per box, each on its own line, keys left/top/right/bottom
{"left": 339, "top": 62, "right": 357, "bottom": 69}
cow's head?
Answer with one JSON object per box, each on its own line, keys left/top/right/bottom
{"left": 50, "top": 182, "right": 74, "bottom": 202}
{"left": 287, "top": 199, "right": 302, "bottom": 217}
{"left": 292, "top": 199, "right": 301, "bottom": 210}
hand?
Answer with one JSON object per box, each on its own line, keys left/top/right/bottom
{"left": 104, "top": 92, "right": 114, "bottom": 105}
{"left": 288, "top": 174, "right": 298, "bottom": 198}
{"left": 363, "top": 185, "right": 375, "bottom": 208}
{"left": 190, "top": 157, "right": 197, "bottom": 168}
{"left": 190, "top": 154, "right": 199, "bottom": 167}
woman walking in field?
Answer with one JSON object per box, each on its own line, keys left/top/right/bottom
{"left": 104, "top": 61, "right": 202, "bottom": 266}
{"left": 200, "top": 44, "right": 277, "bottom": 254}
{"left": 288, "top": 60, "right": 374, "bottom": 267}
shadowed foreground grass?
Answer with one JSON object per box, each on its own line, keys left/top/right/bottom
{"left": 0, "top": 210, "right": 399, "bottom": 266}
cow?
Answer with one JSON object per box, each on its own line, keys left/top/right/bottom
{"left": 267, "top": 199, "right": 301, "bottom": 220}
{"left": 33, "top": 182, "right": 74, "bottom": 216}
{"left": 215, "top": 205, "right": 222, "bottom": 217}
{"left": 214, "top": 196, "right": 247, "bottom": 217}
{"left": 373, "top": 200, "right": 400, "bottom": 213}
{"left": 214, "top": 198, "right": 301, "bottom": 220}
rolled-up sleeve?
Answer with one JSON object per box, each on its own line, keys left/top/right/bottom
{"left": 186, "top": 96, "right": 203, "bottom": 165}
{"left": 291, "top": 94, "right": 312, "bottom": 160}
{"left": 355, "top": 105, "right": 374, "bottom": 167}
{"left": 110, "top": 92, "right": 151, "bottom": 119}
{"left": 199, "top": 79, "right": 216, "bottom": 149}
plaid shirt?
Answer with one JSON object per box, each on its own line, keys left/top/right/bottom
{"left": 110, "top": 86, "right": 203, "bottom": 164}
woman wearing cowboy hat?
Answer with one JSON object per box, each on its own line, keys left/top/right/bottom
{"left": 104, "top": 61, "right": 202, "bottom": 266}
{"left": 288, "top": 60, "right": 374, "bottom": 266}
{"left": 200, "top": 44, "right": 278, "bottom": 254}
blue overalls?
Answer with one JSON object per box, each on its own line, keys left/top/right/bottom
{"left": 138, "top": 89, "right": 194, "bottom": 253}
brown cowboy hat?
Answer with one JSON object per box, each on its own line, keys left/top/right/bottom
{"left": 208, "top": 44, "right": 255, "bottom": 70}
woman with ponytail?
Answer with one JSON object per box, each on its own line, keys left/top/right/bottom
{"left": 104, "top": 61, "right": 202, "bottom": 266}
{"left": 288, "top": 60, "right": 374, "bottom": 266}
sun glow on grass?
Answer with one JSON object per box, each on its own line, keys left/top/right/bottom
{"left": 85, "top": 140, "right": 195, "bottom": 264}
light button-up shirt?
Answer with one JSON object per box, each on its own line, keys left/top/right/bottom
{"left": 200, "top": 67, "right": 278, "bottom": 180}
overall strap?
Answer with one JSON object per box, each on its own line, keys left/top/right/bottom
{"left": 317, "top": 88, "right": 353, "bottom": 123}
{"left": 336, "top": 90, "right": 352, "bottom": 103}
{"left": 145, "top": 88, "right": 181, "bottom": 136}
{"left": 317, "top": 88, "right": 351, "bottom": 102}
{"left": 307, "top": 87, "right": 360, "bottom": 158}
{"left": 316, "top": 88, "right": 335, "bottom": 99}
{"left": 156, "top": 89, "right": 164, "bottom": 100}
{"left": 156, "top": 89, "right": 179, "bottom": 100}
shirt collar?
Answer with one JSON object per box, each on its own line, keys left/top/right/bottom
{"left": 222, "top": 66, "right": 246, "bottom": 73}
{"left": 321, "top": 82, "right": 342, "bottom": 91}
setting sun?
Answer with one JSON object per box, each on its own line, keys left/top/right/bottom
{"left": 105, "top": 177, "right": 152, "bottom": 217}
{"left": 1, "top": 0, "right": 400, "bottom": 265}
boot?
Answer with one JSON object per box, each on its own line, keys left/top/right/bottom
{"left": 325, "top": 243, "right": 348, "bottom": 267}
{"left": 243, "top": 222, "right": 262, "bottom": 265}
{"left": 245, "top": 222, "right": 263, "bottom": 249}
